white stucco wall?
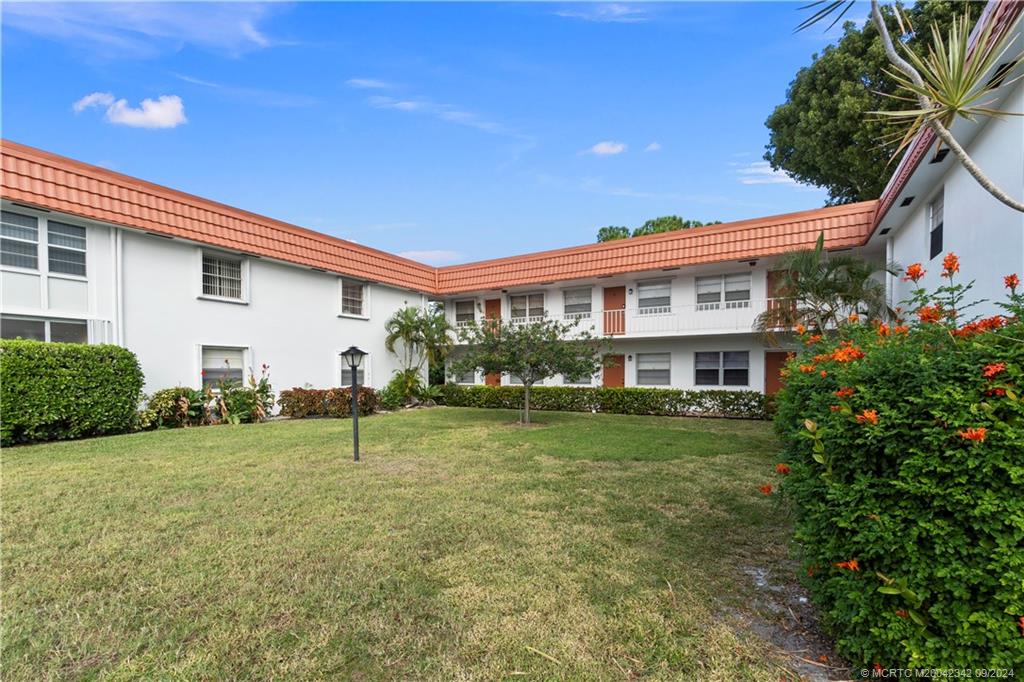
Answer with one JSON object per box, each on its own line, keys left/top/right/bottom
{"left": 889, "top": 80, "right": 1024, "bottom": 315}
{"left": 120, "top": 230, "right": 425, "bottom": 394}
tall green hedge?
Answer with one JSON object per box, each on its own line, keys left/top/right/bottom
{"left": 1, "top": 340, "right": 145, "bottom": 446}
{"left": 437, "top": 385, "right": 768, "bottom": 419}
{"left": 772, "top": 267, "right": 1024, "bottom": 667}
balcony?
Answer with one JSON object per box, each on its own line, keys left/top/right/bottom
{"left": 454, "top": 299, "right": 793, "bottom": 339}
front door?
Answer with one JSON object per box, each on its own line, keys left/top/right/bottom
{"left": 484, "top": 299, "right": 501, "bottom": 386}
{"left": 603, "top": 354, "right": 625, "bottom": 388}
{"left": 603, "top": 286, "right": 626, "bottom": 335}
{"left": 764, "top": 351, "right": 790, "bottom": 395}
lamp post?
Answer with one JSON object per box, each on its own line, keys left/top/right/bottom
{"left": 340, "top": 345, "right": 368, "bottom": 462}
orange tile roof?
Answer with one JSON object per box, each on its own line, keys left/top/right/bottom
{"left": 1, "top": 139, "right": 878, "bottom": 296}
{"left": 0, "top": 140, "right": 437, "bottom": 292}
{"left": 435, "top": 201, "right": 879, "bottom": 293}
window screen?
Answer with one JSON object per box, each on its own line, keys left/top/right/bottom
{"left": 202, "top": 253, "right": 243, "bottom": 299}
{"left": 341, "top": 279, "right": 365, "bottom": 316}
{"left": 1, "top": 211, "right": 39, "bottom": 270}
{"left": 724, "top": 274, "right": 751, "bottom": 306}
{"left": 637, "top": 280, "right": 671, "bottom": 310}
{"left": 695, "top": 276, "right": 722, "bottom": 307}
{"left": 48, "top": 221, "right": 87, "bottom": 276}
{"left": 341, "top": 364, "right": 366, "bottom": 386}
{"left": 722, "top": 351, "right": 750, "bottom": 386}
{"left": 510, "top": 293, "right": 544, "bottom": 319}
{"left": 202, "top": 347, "right": 244, "bottom": 389}
{"left": 637, "top": 352, "right": 671, "bottom": 385}
{"left": 455, "top": 300, "right": 475, "bottom": 325}
{"left": 694, "top": 351, "right": 721, "bottom": 385}
{"left": 563, "top": 288, "right": 592, "bottom": 316}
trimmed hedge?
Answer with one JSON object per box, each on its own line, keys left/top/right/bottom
{"left": 278, "top": 387, "right": 380, "bottom": 419}
{"left": 437, "top": 385, "right": 769, "bottom": 419}
{"left": 1, "top": 339, "right": 144, "bottom": 446}
{"left": 773, "top": 270, "right": 1024, "bottom": 666}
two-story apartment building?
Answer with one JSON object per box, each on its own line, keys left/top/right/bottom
{"left": 1, "top": 1, "right": 1020, "bottom": 399}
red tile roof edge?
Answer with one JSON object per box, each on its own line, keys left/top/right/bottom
{"left": 872, "top": 0, "right": 1023, "bottom": 233}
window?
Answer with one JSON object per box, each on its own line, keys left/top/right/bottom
{"left": 695, "top": 351, "right": 749, "bottom": 386}
{"left": 47, "top": 221, "right": 87, "bottom": 276}
{"left": 637, "top": 352, "right": 671, "bottom": 385}
{"left": 510, "top": 293, "right": 544, "bottom": 320}
{"left": 455, "top": 300, "right": 476, "bottom": 327}
{"left": 563, "top": 288, "right": 592, "bottom": 318}
{"left": 0, "top": 315, "right": 87, "bottom": 343}
{"left": 929, "top": 192, "right": 944, "bottom": 260}
{"left": 341, "top": 279, "right": 365, "bottom": 316}
{"left": 202, "top": 253, "right": 243, "bottom": 299}
{"left": 202, "top": 347, "right": 244, "bottom": 390}
{"left": 456, "top": 368, "right": 475, "bottom": 384}
{"left": 1, "top": 211, "right": 39, "bottom": 270}
{"left": 563, "top": 371, "right": 592, "bottom": 385}
{"left": 637, "top": 280, "right": 671, "bottom": 313}
{"left": 340, "top": 355, "right": 367, "bottom": 386}
{"left": 696, "top": 273, "right": 751, "bottom": 310}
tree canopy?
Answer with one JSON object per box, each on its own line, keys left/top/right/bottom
{"left": 596, "top": 216, "right": 721, "bottom": 242}
{"left": 763, "top": 1, "right": 983, "bottom": 205}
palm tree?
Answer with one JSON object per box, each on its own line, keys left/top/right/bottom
{"left": 756, "top": 233, "right": 897, "bottom": 341}
{"left": 383, "top": 305, "right": 454, "bottom": 388}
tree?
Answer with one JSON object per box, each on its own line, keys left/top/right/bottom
{"left": 755, "top": 233, "right": 897, "bottom": 340}
{"left": 764, "top": 1, "right": 984, "bottom": 205}
{"left": 384, "top": 306, "right": 454, "bottom": 401}
{"left": 450, "top": 318, "right": 607, "bottom": 424}
{"left": 596, "top": 216, "right": 721, "bottom": 242}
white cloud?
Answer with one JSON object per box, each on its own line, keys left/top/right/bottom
{"left": 346, "top": 78, "right": 393, "bottom": 90}
{"left": 584, "top": 141, "right": 628, "bottom": 156}
{"left": 398, "top": 250, "right": 464, "bottom": 266}
{"left": 644, "top": 142, "right": 662, "bottom": 152}
{"left": 735, "top": 161, "right": 799, "bottom": 186}
{"left": 555, "top": 4, "right": 649, "bottom": 23}
{"left": 74, "top": 92, "right": 187, "bottom": 129}
{"left": 3, "top": 2, "right": 282, "bottom": 59}
{"left": 366, "top": 95, "right": 528, "bottom": 140}
{"left": 172, "top": 73, "right": 317, "bottom": 108}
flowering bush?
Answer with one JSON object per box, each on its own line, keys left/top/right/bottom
{"left": 146, "top": 365, "right": 275, "bottom": 428}
{"left": 773, "top": 257, "right": 1024, "bottom": 667}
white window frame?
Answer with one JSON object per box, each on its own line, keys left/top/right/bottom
{"left": 338, "top": 351, "right": 371, "bottom": 386}
{"left": 339, "top": 278, "right": 370, "bottom": 319}
{"left": 636, "top": 279, "right": 672, "bottom": 314}
{"left": 696, "top": 273, "right": 751, "bottom": 311}
{"left": 694, "top": 351, "right": 750, "bottom": 387}
{"left": 47, "top": 220, "right": 88, "bottom": 277}
{"left": 197, "top": 249, "right": 249, "bottom": 304}
{"left": 454, "top": 299, "right": 476, "bottom": 328}
{"left": 0, "top": 208, "right": 89, "bottom": 283}
{"left": 198, "top": 345, "right": 250, "bottom": 391}
{"left": 509, "top": 292, "right": 545, "bottom": 322}
{"left": 562, "top": 287, "right": 592, "bottom": 319}
{"left": 636, "top": 352, "right": 672, "bottom": 386}
{"left": 0, "top": 314, "right": 89, "bottom": 343}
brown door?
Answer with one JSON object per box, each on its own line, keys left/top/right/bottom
{"left": 603, "top": 286, "right": 626, "bottom": 335}
{"left": 603, "top": 354, "right": 625, "bottom": 388}
{"left": 764, "top": 351, "right": 790, "bottom": 395}
{"left": 484, "top": 299, "right": 501, "bottom": 386}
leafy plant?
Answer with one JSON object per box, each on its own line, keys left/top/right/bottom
{"left": 278, "top": 387, "right": 380, "bottom": 419}
{"left": 384, "top": 305, "right": 454, "bottom": 403}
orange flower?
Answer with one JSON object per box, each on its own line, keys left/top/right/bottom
{"left": 942, "top": 252, "right": 960, "bottom": 277}
{"left": 959, "top": 427, "right": 987, "bottom": 442}
{"left": 894, "top": 325, "right": 909, "bottom": 335}
{"left": 917, "top": 305, "right": 943, "bottom": 324}
{"left": 876, "top": 323, "right": 891, "bottom": 337}
{"left": 834, "top": 387, "right": 855, "bottom": 398}
{"left": 759, "top": 484, "right": 773, "bottom": 495}
{"left": 799, "top": 364, "right": 816, "bottom": 373}
{"left": 1006, "top": 274, "right": 1020, "bottom": 290}
{"left": 856, "top": 409, "right": 879, "bottom": 425}
{"left": 795, "top": 323, "right": 807, "bottom": 335}
{"left": 820, "top": 370, "right": 828, "bottom": 378}
{"left": 807, "top": 565, "right": 817, "bottom": 577}
{"left": 830, "top": 404, "right": 842, "bottom": 412}
{"left": 805, "top": 334, "right": 823, "bottom": 346}
{"left": 954, "top": 316, "right": 1006, "bottom": 338}
{"left": 895, "top": 609, "right": 909, "bottom": 619}
{"left": 902, "top": 263, "right": 925, "bottom": 282}
{"left": 775, "top": 463, "right": 791, "bottom": 475}
{"left": 834, "top": 559, "right": 860, "bottom": 571}
{"left": 831, "top": 341, "right": 865, "bottom": 363}
{"left": 983, "top": 363, "right": 1006, "bottom": 378}
{"left": 848, "top": 312, "right": 860, "bottom": 323}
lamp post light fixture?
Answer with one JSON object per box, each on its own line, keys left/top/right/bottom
{"left": 340, "top": 345, "right": 368, "bottom": 462}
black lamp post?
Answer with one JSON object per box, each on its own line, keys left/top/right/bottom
{"left": 340, "top": 345, "right": 368, "bottom": 462}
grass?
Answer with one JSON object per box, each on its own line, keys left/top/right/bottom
{"left": 3, "top": 408, "right": 797, "bottom": 680}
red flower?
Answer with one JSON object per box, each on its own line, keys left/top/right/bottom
{"left": 983, "top": 363, "right": 1006, "bottom": 378}
{"left": 1018, "top": 615, "right": 1024, "bottom": 637}
{"left": 986, "top": 387, "right": 1007, "bottom": 397}
{"left": 1006, "top": 274, "right": 1020, "bottom": 290}
{"left": 902, "top": 263, "right": 925, "bottom": 282}
{"left": 834, "top": 559, "right": 860, "bottom": 571}
{"left": 200, "top": 369, "right": 206, "bottom": 377}
{"left": 834, "top": 387, "right": 855, "bottom": 398}
{"left": 874, "top": 663, "right": 884, "bottom": 673}
{"left": 895, "top": 609, "right": 909, "bottom": 619}
{"left": 856, "top": 409, "right": 879, "bottom": 425}
{"left": 759, "top": 484, "right": 773, "bottom": 495}
{"left": 942, "top": 252, "right": 960, "bottom": 278}
{"left": 807, "top": 565, "right": 817, "bottom": 577}
{"left": 830, "top": 405, "right": 842, "bottom": 412}
{"left": 917, "top": 305, "right": 943, "bottom": 324}
{"left": 820, "top": 370, "right": 828, "bottom": 378}
{"left": 775, "top": 463, "right": 791, "bottom": 475}
{"left": 959, "top": 427, "right": 987, "bottom": 442}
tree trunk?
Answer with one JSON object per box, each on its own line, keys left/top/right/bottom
{"left": 523, "top": 383, "right": 531, "bottom": 425}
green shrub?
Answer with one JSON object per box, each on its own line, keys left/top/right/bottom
{"left": 436, "top": 385, "right": 768, "bottom": 419}
{"left": 145, "top": 366, "right": 274, "bottom": 428}
{"left": 277, "top": 387, "right": 380, "bottom": 419}
{"left": 146, "top": 387, "right": 211, "bottom": 428}
{"left": 1, "top": 340, "right": 144, "bottom": 445}
{"left": 772, "top": 260, "right": 1024, "bottom": 667}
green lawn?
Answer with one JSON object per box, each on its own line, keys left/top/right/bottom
{"left": 3, "top": 408, "right": 800, "bottom": 680}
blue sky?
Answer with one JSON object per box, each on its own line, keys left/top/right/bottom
{"left": 1, "top": 2, "right": 856, "bottom": 264}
